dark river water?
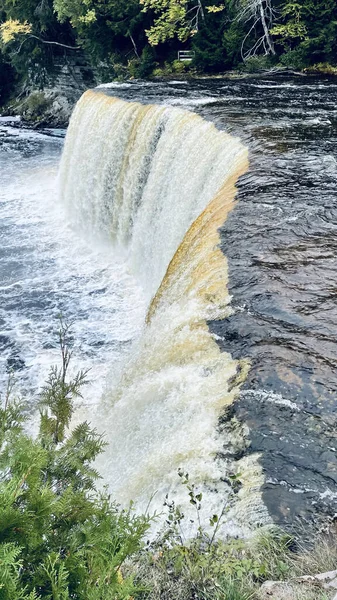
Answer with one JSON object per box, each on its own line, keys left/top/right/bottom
{"left": 1, "top": 75, "right": 337, "bottom": 532}
{"left": 100, "top": 75, "right": 337, "bottom": 530}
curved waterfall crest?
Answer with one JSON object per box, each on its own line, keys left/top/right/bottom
{"left": 59, "top": 90, "right": 270, "bottom": 535}
{"left": 59, "top": 90, "right": 248, "bottom": 299}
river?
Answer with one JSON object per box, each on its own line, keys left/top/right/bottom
{"left": 1, "top": 75, "right": 337, "bottom": 535}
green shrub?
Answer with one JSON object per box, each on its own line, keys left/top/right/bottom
{"left": 151, "top": 62, "right": 173, "bottom": 77}
{"left": 278, "top": 46, "right": 310, "bottom": 70}
{"left": 19, "top": 91, "right": 52, "bottom": 120}
{"left": 304, "top": 62, "right": 337, "bottom": 74}
{"left": 171, "top": 60, "right": 186, "bottom": 74}
{"left": 135, "top": 46, "right": 157, "bottom": 79}
{"left": 241, "top": 55, "right": 276, "bottom": 73}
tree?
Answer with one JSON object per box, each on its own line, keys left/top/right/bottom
{"left": 0, "top": 319, "right": 151, "bottom": 599}
{"left": 270, "top": 1, "right": 307, "bottom": 46}
{"left": 235, "top": 0, "right": 276, "bottom": 60}
{"left": 0, "top": 0, "right": 77, "bottom": 87}
{"left": 0, "top": 47, "right": 15, "bottom": 105}
{"left": 191, "top": 0, "right": 235, "bottom": 72}
{"left": 271, "top": 0, "right": 337, "bottom": 66}
{"left": 139, "top": 0, "right": 226, "bottom": 45}
{"left": 53, "top": 0, "right": 150, "bottom": 64}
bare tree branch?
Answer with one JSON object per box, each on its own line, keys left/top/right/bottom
{"left": 236, "top": 0, "right": 275, "bottom": 60}
{"left": 10, "top": 32, "right": 80, "bottom": 55}
{"left": 29, "top": 34, "right": 80, "bottom": 50}
{"left": 129, "top": 32, "right": 140, "bottom": 59}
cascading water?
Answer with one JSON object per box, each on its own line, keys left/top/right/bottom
{"left": 2, "top": 77, "right": 336, "bottom": 535}
{"left": 59, "top": 90, "right": 270, "bottom": 534}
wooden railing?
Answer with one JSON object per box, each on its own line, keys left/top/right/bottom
{"left": 177, "top": 50, "right": 195, "bottom": 62}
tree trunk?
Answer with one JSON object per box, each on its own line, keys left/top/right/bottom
{"left": 259, "top": 0, "right": 275, "bottom": 55}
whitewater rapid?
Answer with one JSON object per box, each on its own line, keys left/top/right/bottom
{"left": 0, "top": 125, "right": 146, "bottom": 407}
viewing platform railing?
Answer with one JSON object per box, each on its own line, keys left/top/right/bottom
{"left": 178, "top": 50, "right": 195, "bottom": 62}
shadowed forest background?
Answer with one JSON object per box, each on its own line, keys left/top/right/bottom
{"left": 1, "top": 0, "right": 337, "bottom": 105}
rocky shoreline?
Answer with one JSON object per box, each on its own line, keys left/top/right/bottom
{"left": 3, "top": 67, "right": 334, "bottom": 129}
{"left": 1, "top": 57, "right": 95, "bottom": 128}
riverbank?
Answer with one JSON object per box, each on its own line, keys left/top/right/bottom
{"left": 2, "top": 64, "right": 337, "bottom": 129}
{"left": 0, "top": 55, "right": 95, "bottom": 128}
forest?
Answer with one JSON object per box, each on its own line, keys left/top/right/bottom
{"left": 1, "top": 0, "right": 337, "bottom": 104}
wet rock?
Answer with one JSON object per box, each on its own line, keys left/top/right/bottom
{"left": 6, "top": 57, "right": 96, "bottom": 128}
{"left": 231, "top": 389, "right": 337, "bottom": 531}
{"left": 6, "top": 355, "right": 25, "bottom": 372}
{"left": 6, "top": 356, "right": 26, "bottom": 373}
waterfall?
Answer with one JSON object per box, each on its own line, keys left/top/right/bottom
{"left": 59, "top": 90, "right": 269, "bottom": 535}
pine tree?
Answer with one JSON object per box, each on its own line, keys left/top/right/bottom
{"left": 0, "top": 319, "right": 151, "bottom": 599}
{"left": 271, "top": 0, "right": 337, "bottom": 66}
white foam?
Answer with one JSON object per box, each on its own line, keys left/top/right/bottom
{"left": 240, "top": 389, "right": 300, "bottom": 411}
{"left": 96, "top": 82, "right": 134, "bottom": 89}
{"left": 0, "top": 142, "right": 146, "bottom": 406}
{"left": 59, "top": 92, "right": 269, "bottom": 536}
{"left": 164, "top": 96, "right": 220, "bottom": 107}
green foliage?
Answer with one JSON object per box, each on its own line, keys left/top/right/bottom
{"left": 0, "top": 52, "right": 15, "bottom": 105}
{"left": 278, "top": 46, "right": 308, "bottom": 69}
{"left": 151, "top": 64, "right": 171, "bottom": 77}
{"left": 241, "top": 55, "right": 276, "bottom": 73}
{"left": 304, "top": 63, "right": 337, "bottom": 75}
{"left": 191, "top": 0, "right": 230, "bottom": 73}
{"left": 137, "top": 470, "right": 259, "bottom": 599}
{"left": 171, "top": 59, "right": 186, "bottom": 73}
{"left": 140, "top": 0, "right": 193, "bottom": 46}
{"left": 0, "top": 374, "right": 24, "bottom": 446}
{"left": 135, "top": 45, "right": 157, "bottom": 78}
{"left": 18, "top": 91, "right": 53, "bottom": 121}
{"left": 248, "top": 528, "right": 293, "bottom": 580}
{"left": 0, "top": 0, "right": 75, "bottom": 89}
{"left": 1, "top": 0, "right": 337, "bottom": 96}
{"left": 272, "top": 0, "right": 337, "bottom": 67}
{"left": 39, "top": 319, "right": 88, "bottom": 445}
{"left": 222, "top": 19, "right": 245, "bottom": 69}
{"left": 133, "top": 476, "right": 298, "bottom": 600}
{"left": 139, "top": 0, "right": 226, "bottom": 47}
{"left": 270, "top": 2, "right": 308, "bottom": 44}
{"left": 52, "top": 0, "right": 150, "bottom": 71}
{"left": 0, "top": 318, "right": 151, "bottom": 600}
{"left": 0, "top": 542, "right": 33, "bottom": 600}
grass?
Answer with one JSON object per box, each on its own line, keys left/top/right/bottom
{"left": 293, "top": 532, "right": 337, "bottom": 576}
{"left": 127, "top": 526, "right": 337, "bottom": 599}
